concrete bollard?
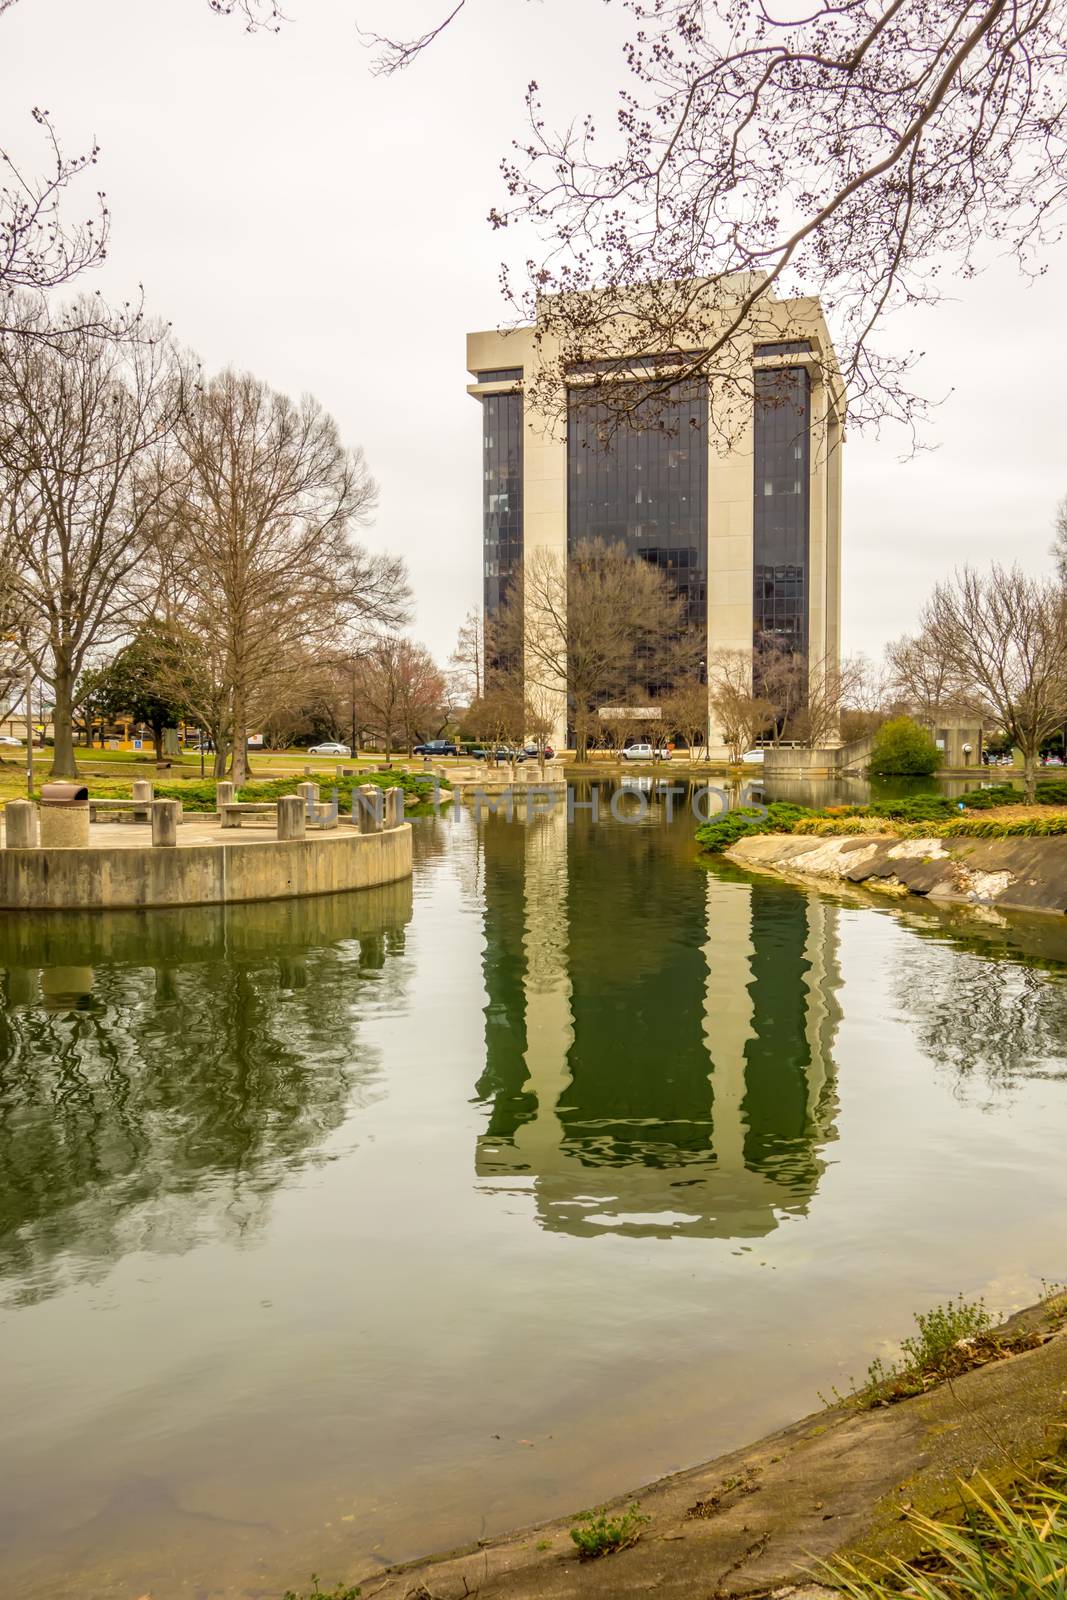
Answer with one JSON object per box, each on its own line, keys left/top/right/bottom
{"left": 277, "top": 794, "right": 306, "bottom": 840}
{"left": 385, "top": 786, "right": 405, "bottom": 829}
{"left": 354, "top": 784, "right": 383, "bottom": 833}
{"left": 39, "top": 783, "right": 90, "bottom": 849}
{"left": 5, "top": 799, "right": 38, "bottom": 848}
{"left": 132, "top": 778, "right": 154, "bottom": 804}
{"left": 216, "top": 780, "right": 235, "bottom": 810}
{"left": 151, "top": 799, "right": 180, "bottom": 847}
{"left": 297, "top": 781, "right": 319, "bottom": 807}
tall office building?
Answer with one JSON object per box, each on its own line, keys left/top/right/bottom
{"left": 467, "top": 279, "right": 844, "bottom": 756}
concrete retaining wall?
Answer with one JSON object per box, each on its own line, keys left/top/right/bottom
{"left": 0, "top": 825, "right": 413, "bottom": 911}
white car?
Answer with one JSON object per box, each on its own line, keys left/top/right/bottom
{"left": 0, "top": 735, "right": 23, "bottom": 747}
{"left": 307, "top": 742, "right": 351, "bottom": 757}
{"left": 740, "top": 748, "right": 765, "bottom": 764}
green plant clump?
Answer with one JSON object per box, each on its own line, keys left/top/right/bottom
{"left": 695, "top": 801, "right": 812, "bottom": 854}
{"left": 569, "top": 1502, "right": 650, "bottom": 1559}
{"left": 283, "top": 1578, "right": 361, "bottom": 1600}
{"left": 861, "top": 1294, "right": 993, "bottom": 1402}
{"left": 827, "top": 1465, "right": 1067, "bottom": 1600}
{"left": 868, "top": 716, "right": 943, "bottom": 776}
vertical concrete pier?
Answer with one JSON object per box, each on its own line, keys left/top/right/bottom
{"left": 355, "top": 786, "right": 383, "bottom": 833}
{"left": 151, "top": 800, "right": 180, "bottom": 847}
{"left": 5, "top": 800, "right": 38, "bottom": 848}
{"left": 277, "top": 795, "right": 306, "bottom": 840}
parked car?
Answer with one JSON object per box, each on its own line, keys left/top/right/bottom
{"left": 413, "top": 739, "right": 459, "bottom": 756}
{"left": 307, "top": 742, "right": 351, "bottom": 757}
{"left": 622, "top": 742, "right": 655, "bottom": 762}
{"left": 520, "top": 744, "right": 554, "bottom": 761}
{"left": 472, "top": 747, "right": 518, "bottom": 762}
{"left": 740, "top": 748, "right": 765, "bottom": 764}
{"left": 0, "top": 735, "right": 23, "bottom": 747}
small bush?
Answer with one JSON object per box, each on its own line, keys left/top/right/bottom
{"left": 570, "top": 1503, "right": 650, "bottom": 1560}
{"left": 695, "top": 802, "right": 812, "bottom": 854}
{"left": 957, "top": 783, "right": 1021, "bottom": 810}
{"left": 869, "top": 716, "right": 943, "bottom": 776}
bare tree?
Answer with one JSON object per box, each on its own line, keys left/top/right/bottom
{"left": 0, "top": 301, "right": 183, "bottom": 775}
{"left": 366, "top": 0, "right": 1067, "bottom": 442}
{"left": 886, "top": 629, "right": 965, "bottom": 726}
{"left": 449, "top": 605, "right": 484, "bottom": 707}
{"left": 917, "top": 565, "right": 1067, "bottom": 800}
{"left": 1052, "top": 496, "right": 1067, "bottom": 585}
{"left": 354, "top": 634, "right": 443, "bottom": 760}
{"left": 754, "top": 635, "right": 858, "bottom": 747}
{"left": 394, "top": 639, "right": 446, "bottom": 753}
{"left": 707, "top": 649, "right": 775, "bottom": 764}
{"left": 161, "top": 369, "right": 408, "bottom": 783}
{"left": 660, "top": 677, "right": 710, "bottom": 761}
{"left": 518, "top": 538, "right": 697, "bottom": 762}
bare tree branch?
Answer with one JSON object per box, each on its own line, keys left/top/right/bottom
{"left": 358, "top": 1, "right": 468, "bottom": 75}
{"left": 371, "top": 0, "right": 1067, "bottom": 441}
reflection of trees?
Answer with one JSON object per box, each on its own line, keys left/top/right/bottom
{"left": 0, "top": 884, "right": 412, "bottom": 1305}
{"left": 893, "top": 930, "right": 1067, "bottom": 1090}
{"left": 474, "top": 800, "right": 841, "bottom": 1239}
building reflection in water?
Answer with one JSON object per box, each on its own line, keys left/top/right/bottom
{"left": 0, "top": 882, "right": 413, "bottom": 1305}
{"left": 474, "top": 798, "right": 841, "bottom": 1239}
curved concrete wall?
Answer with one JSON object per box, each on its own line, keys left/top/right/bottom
{"left": 0, "top": 825, "right": 413, "bottom": 911}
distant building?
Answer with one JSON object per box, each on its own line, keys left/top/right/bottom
{"left": 467, "top": 279, "right": 844, "bottom": 755}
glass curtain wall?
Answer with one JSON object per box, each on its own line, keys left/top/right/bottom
{"left": 482, "top": 391, "right": 524, "bottom": 622}
{"left": 567, "top": 379, "right": 708, "bottom": 633}
{"left": 752, "top": 367, "right": 811, "bottom": 671}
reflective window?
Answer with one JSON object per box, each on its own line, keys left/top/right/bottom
{"left": 567, "top": 380, "right": 708, "bottom": 635}
{"left": 483, "top": 392, "right": 524, "bottom": 620}
{"left": 753, "top": 367, "right": 810, "bottom": 660}
{"left": 476, "top": 368, "right": 523, "bottom": 384}
{"left": 753, "top": 340, "right": 813, "bottom": 357}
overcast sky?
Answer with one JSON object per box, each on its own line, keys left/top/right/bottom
{"left": 3, "top": 0, "right": 1064, "bottom": 667}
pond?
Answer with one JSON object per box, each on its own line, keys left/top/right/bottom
{"left": 2, "top": 785, "right": 1066, "bottom": 1598}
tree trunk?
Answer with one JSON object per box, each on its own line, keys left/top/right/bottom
{"left": 151, "top": 719, "right": 165, "bottom": 760}
{"left": 1023, "top": 747, "right": 1037, "bottom": 803}
{"left": 230, "top": 686, "right": 248, "bottom": 785}
{"left": 49, "top": 663, "right": 79, "bottom": 778}
{"left": 574, "top": 708, "right": 589, "bottom": 763}
{"left": 213, "top": 746, "right": 227, "bottom": 779}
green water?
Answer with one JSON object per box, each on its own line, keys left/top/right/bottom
{"left": 2, "top": 787, "right": 1067, "bottom": 1597}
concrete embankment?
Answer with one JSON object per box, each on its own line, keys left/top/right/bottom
{"left": 355, "top": 1300, "right": 1067, "bottom": 1599}
{"left": 725, "top": 831, "right": 1067, "bottom": 915}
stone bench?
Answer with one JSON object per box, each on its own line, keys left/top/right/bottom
{"left": 220, "top": 801, "right": 278, "bottom": 828}
{"left": 89, "top": 798, "right": 153, "bottom": 824}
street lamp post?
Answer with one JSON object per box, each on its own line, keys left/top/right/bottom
{"left": 24, "top": 659, "right": 33, "bottom": 798}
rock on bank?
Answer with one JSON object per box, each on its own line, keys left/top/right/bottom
{"left": 725, "top": 831, "right": 1067, "bottom": 915}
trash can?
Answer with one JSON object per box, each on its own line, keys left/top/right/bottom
{"left": 39, "top": 782, "right": 90, "bottom": 849}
